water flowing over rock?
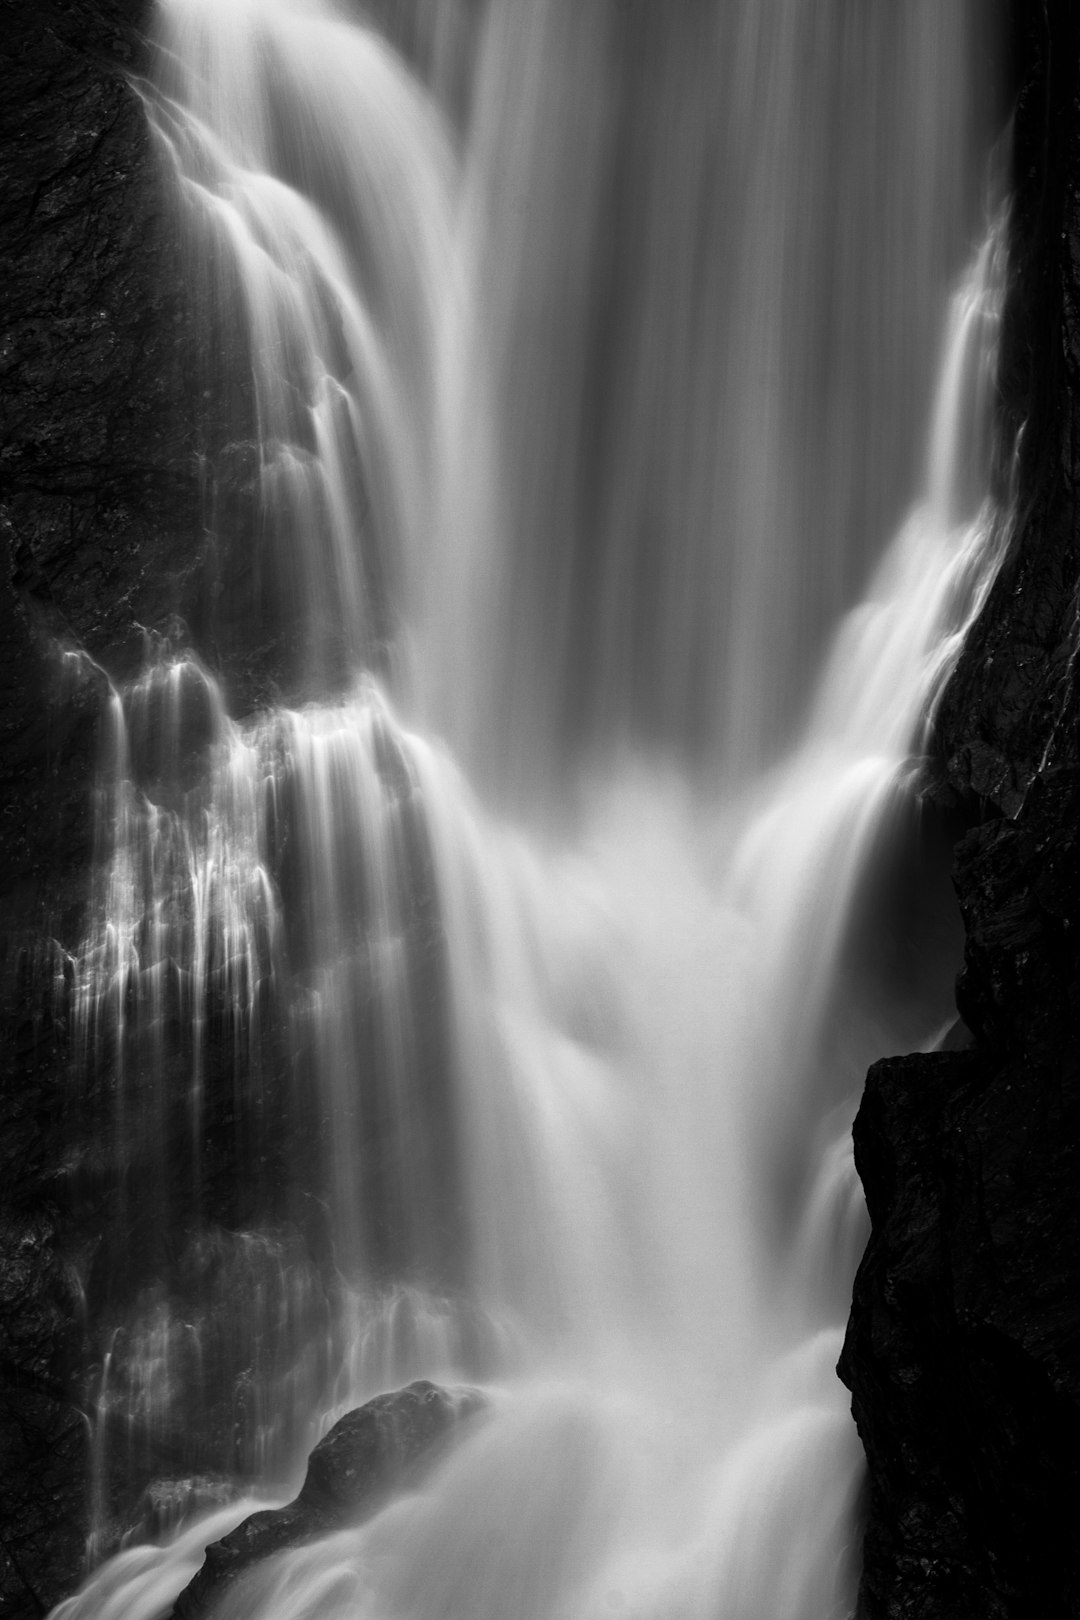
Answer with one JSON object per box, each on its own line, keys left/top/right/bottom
{"left": 6, "top": 1, "right": 1079, "bottom": 1617}
{"left": 1, "top": 3, "right": 214, "bottom": 1609}
{"left": 170, "top": 1381, "right": 487, "bottom": 1619}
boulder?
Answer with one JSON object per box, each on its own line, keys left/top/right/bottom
{"left": 172, "top": 1380, "right": 486, "bottom": 1619}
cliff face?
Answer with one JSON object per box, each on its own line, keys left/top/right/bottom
{"left": 839, "top": 4, "right": 1080, "bottom": 1615}
{"left": 0, "top": 8, "right": 431, "bottom": 1606}
{"left": 0, "top": 3, "right": 204, "bottom": 1611}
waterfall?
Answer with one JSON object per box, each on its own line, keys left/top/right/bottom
{"left": 53, "top": 2, "right": 1005, "bottom": 1617}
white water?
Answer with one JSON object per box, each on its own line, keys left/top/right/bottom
{"left": 57, "top": 3, "right": 1006, "bottom": 1617}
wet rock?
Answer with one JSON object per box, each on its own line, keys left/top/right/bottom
{"left": 126, "top": 1477, "right": 241, "bottom": 1547}
{"left": 841, "top": 1, "right": 1080, "bottom": 1613}
{"left": 172, "top": 1380, "right": 487, "bottom": 1619}
{"left": 0, "top": 1210, "right": 89, "bottom": 1620}
{"left": 840, "top": 1045, "right": 1080, "bottom": 1617}
{"left": 0, "top": 0, "right": 235, "bottom": 1611}
{"left": 843, "top": 752, "right": 1080, "bottom": 1616}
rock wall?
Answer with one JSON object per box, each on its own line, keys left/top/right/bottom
{"left": 839, "top": 3, "right": 1080, "bottom": 1615}
{"left": 0, "top": 2, "right": 204, "bottom": 1611}
{"left": 0, "top": 6, "right": 440, "bottom": 1607}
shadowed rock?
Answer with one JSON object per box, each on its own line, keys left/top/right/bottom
{"left": 126, "top": 1477, "right": 241, "bottom": 1548}
{"left": 172, "top": 1380, "right": 486, "bottom": 1619}
{"left": 840, "top": 4, "right": 1080, "bottom": 1614}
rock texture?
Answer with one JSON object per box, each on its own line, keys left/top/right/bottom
{"left": 0, "top": 9, "right": 461, "bottom": 1609}
{"left": 839, "top": 2, "right": 1080, "bottom": 1615}
{"left": 0, "top": 2, "right": 208, "bottom": 1612}
{"left": 172, "top": 1381, "right": 486, "bottom": 1620}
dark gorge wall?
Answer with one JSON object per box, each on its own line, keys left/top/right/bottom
{"left": 839, "top": 3, "right": 1080, "bottom": 1615}
{"left": 0, "top": 2, "right": 202, "bottom": 1610}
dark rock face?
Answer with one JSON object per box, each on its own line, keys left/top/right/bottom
{"left": 0, "top": 1210, "right": 89, "bottom": 1619}
{"left": 128, "top": 1477, "right": 241, "bottom": 1548}
{"left": 0, "top": 2, "right": 213, "bottom": 1612}
{"left": 172, "top": 1381, "right": 487, "bottom": 1620}
{"left": 841, "top": 1049, "right": 1080, "bottom": 1616}
{"left": 840, "top": 3, "right": 1080, "bottom": 1614}
{"left": 0, "top": 9, "right": 466, "bottom": 1609}
{"left": 1, "top": 0, "right": 207, "bottom": 699}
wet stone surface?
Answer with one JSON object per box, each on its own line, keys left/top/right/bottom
{"left": 841, "top": 3, "right": 1080, "bottom": 1614}
{"left": 172, "top": 1380, "right": 487, "bottom": 1620}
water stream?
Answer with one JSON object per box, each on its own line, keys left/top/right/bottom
{"left": 54, "top": 3, "right": 1006, "bottom": 1616}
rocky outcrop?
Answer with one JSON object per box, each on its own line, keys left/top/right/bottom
{"left": 839, "top": 3, "right": 1080, "bottom": 1615}
{"left": 0, "top": 10, "right": 461, "bottom": 1609}
{"left": 0, "top": 1211, "right": 89, "bottom": 1618}
{"left": 172, "top": 1381, "right": 487, "bottom": 1620}
{"left": 0, "top": 3, "right": 210, "bottom": 1612}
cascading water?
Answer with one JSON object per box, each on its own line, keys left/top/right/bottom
{"left": 52, "top": 2, "right": 1007, "bottom": 1616}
